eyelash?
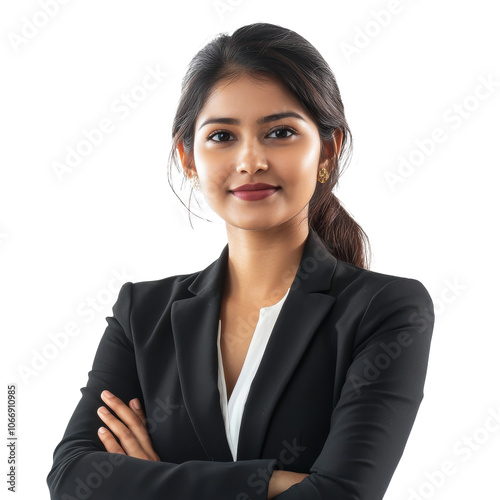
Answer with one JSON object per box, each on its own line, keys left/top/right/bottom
{"left": 206, "top": 126, "right": 297, "bottom": 143}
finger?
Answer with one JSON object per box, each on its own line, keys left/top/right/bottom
{"left": 100, "top": 391, "right": 158, "bottom": 459}
{"left": 129, "top": 398, "right": 147, "bottom": 427}
{"left": 97, "top": 405, "right": 150, "bottom": 460}
{"left": 97, "top": 426, "right": 126, "bottom": 455}
{"left": 127, "top": 400, "right": 160, "bottom": 460}
{"left": 101, "top": 391, "right": 149, "bottom": 441}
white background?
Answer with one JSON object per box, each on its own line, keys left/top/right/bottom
{"left": 1, "top": 0, "right": 499, "bottom": 498}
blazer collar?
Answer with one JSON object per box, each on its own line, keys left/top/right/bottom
{"left": 171, "top": 228, "right": 338, "bottom": 461}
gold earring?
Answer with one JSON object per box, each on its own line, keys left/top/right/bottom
{"left": 318, "top": 167, "right": 329, "bottom": 183}
{"left": 190, "top": 173, "right": 201, "bottom": 191}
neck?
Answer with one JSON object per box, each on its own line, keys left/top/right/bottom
{"left": 223, "top": 221, "right": 309, "bottom": 306}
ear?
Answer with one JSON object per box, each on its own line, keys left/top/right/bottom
{"left": 332, "top": 128, "right": 343, "bottom": 157}
{"left": 321, "top": 128, "right": 343, "bottom": 166}
{"left": 176, "top": 141, "right": 197, "bottom": 178}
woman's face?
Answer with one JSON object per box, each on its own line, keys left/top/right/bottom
{"left": 179, "top": 74, "right": 326, "bottom": 232}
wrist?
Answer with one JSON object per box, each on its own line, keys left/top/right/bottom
{"left": 268, "top": 470, "right": 309, "bottom": 499}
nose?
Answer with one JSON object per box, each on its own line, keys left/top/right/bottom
{"left": 235, "top": 139, "right": 269, "bottom": 175}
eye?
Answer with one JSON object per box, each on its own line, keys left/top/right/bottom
{"left": 267, "top": 126, "right": 296, "bottom": 139}
{"left": 207, "top": 130, "right": 234, "bottom": 142}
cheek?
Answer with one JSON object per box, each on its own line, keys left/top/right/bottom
{"left": 192, "top": 139, "right": 209, "bottom": 170}
{"left": 300, "top": 139, "right": 322, "bottom": 184}
{"left": 273, "top": 141, "right": 320, "bottom": 185}
{"left": 192, "top": 142, "right": 230, "bottom": 197}
{"left": 300, "top": 137, "right": 322, "bottom": 169}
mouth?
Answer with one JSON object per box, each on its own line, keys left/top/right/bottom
{"left": 230, "top": 183, "right": 279, "bottom": 192}
{"left": 230, "top": 186, "right": 280, "bottom": 201}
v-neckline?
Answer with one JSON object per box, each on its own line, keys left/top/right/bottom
{"left": 217, "top": 286, "right": 291, "bottom": 404}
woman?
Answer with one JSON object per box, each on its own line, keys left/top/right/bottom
{"left": 47, "top": 23, "right": 434, "bottom": 499}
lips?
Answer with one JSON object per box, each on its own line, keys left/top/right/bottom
{"left": 230, "top": 184, "right": 280, "bottom": 201}
{"left": 231, "top": 183, "right": 279, "bottom": 192}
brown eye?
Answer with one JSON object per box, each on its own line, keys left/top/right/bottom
{"left": 208, "top": 131, "right": 234, "bottom": 142}
{"left": 267, "top": 127, "right": 295, "bottom": 139}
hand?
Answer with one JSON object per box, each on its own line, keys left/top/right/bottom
{"left": 97, "top": 390, "right": 160, "bottom": 461}
{"left": 267, "top": 470, "right": 309, "bottom": 499}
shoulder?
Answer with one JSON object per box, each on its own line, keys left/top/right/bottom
{"left": 110, "top": 269, "right": 201, "bottom": 322}
{"left": 333, "top": 258, "right": 433, "bottom": 302}
{"left": 331, "top": 260, "right": 435, "bottom": 347}
{"left": 126, "top": 269, "right": 201, "bottom": 302}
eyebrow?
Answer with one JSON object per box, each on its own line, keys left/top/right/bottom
{"left": 198, "top": 111, "right": 306, "bottom": 131}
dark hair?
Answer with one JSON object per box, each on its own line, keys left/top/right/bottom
{"left": 167, "top": 22, "right": 371, "bottom": 269}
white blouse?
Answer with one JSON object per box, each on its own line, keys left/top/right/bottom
{"left": 216, "top": 287, "right": 291, "bottom": 461}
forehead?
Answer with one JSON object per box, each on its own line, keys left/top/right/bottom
{"left": 196, "top": 73, "right": 311, "bottom": 123}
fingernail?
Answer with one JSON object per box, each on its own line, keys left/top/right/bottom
{"left": 98, "top": 427, "right": 107, "bottom": 434}
{"left": 131, "top": 398, "right": 141, "bottom": 410}
{"left": 98, "top": 406, "right": 109, "bottom": 415}
{"left": 101, "top": 390, "right": 112, "bottom": 399}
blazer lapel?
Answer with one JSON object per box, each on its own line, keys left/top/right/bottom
{"left": 237, "top": 229, "right": 338, "bottom": 459}
{"left": 171, "top": 228, "right": 338, "bottom": 462}
{"left": 171, "top": 244, "right": 232, "bottom": 461}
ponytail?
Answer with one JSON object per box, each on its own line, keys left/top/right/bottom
{"left": 309, "top": 191, "right": 371, "bottom": 269}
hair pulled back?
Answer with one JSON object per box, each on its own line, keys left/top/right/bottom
{"left": 167, "top": 22, "right": 371, "bottom": 269}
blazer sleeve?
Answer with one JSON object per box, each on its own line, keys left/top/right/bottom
{"left": 274, "top": 277, "right": 435, "bottom": 500}
{"left": 46, "top": 282, "right": 280, "bottom": 500}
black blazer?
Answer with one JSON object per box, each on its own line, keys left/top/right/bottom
{"left": 47, "top": 228, "right": 434, "bottom": 500}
